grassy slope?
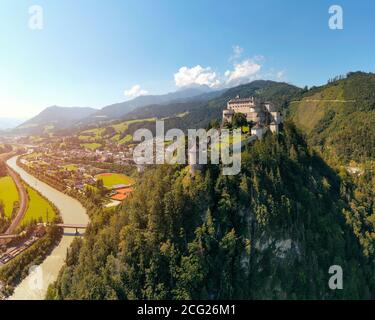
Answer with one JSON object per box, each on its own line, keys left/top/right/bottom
{"left": 289, "top": 72, "right": 375, "bottom": 163}
{"left": 290, "top": 85, "right": 346, "bottom": 132}
{"left": 0, "top": 176, "right": 19, "bottom": 218}
{"left": 79, "top": 118, "right": 156, "bottom": 145}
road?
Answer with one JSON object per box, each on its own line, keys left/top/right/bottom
{"left": 4, "top": 166, "right": 28, "bottom": 235}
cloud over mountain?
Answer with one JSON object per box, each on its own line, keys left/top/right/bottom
{"left": 124, "top": 85, "right": 148, "bottom": 99}
{"left": 225, "top": 59, "right": 262, "bottom": 85}
{"left": 174, "top": 65, "right": 220, "bottom": 88}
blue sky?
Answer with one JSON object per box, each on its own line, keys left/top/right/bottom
{"left": 0, "top": 0, "right": 374, "bottom": 118}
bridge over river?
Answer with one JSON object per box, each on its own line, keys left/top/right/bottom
{"left": 0, "top": 224, "right": 87, "bottom": 240}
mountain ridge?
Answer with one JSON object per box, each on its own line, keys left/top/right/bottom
{"left": 14, "top": 106, "right": 97, "bottom": 135}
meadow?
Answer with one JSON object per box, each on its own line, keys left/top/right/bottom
{"left": 0, "top": 176, "right": 19, "bottom": 218}
{"left": 80, "top": 143, "right": 102, "bottom": 150}
{"left": 20, "top": 186, "right": 57, "bottom": 226}
{"left": 79, "top": 118, "right": 156, "bottom": 145}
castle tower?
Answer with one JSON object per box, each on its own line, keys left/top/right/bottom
{"left": 270, "top": 121, "right": 279, "bottom": 134}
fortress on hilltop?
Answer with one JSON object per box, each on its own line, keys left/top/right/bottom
{"left": 222, "top": 95, "right": 283, "bottom": 139}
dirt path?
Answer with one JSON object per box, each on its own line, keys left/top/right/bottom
{"left": 4, "top": 166, "right": 28, "bottom": 234}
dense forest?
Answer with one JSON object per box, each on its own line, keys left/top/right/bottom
{"left": 289, "top": 72, "right": 375, "bottom": 261}
{"left": 47, "top": 123, "right": 374, "bottom": 299}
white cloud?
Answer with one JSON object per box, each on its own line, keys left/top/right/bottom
{"left": 225, "top": 59, "right": 262, "bottom": 85}
{"left": 174, "top": 65, "right": 220, "bottom": 88}
{"left": 230, "top": 45, "right": 244, "bottom": 61}
{"left": 124, "top": 84, "right": 148, "bottom": 99}
{"left": 276, "top": 70, "right": 286, "bottom": 80}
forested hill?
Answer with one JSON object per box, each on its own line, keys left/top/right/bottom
{"left": 47, "top": 123, "right": 374, "bottom": 300}
{"left": 289, "top": 71, "right": 375, "bottom": 164}
{"left": 126, "top": 80, "right": 301, "bottom": 127}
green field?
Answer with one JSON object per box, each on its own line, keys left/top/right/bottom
{"left": 21, "top": 187, "right": 57, "bottom": 226}
{"left": 0, "top": 176, "right": 19, "bottom": 218}
{"left": 111, "top": 118, "right": 156, "bottom": 133}
{"left": 79, "top": 118, "right": 156, "bottom": 143}
{"left": 95, "top": 173, "right": 135, "bottom": 188}
{"left": 117, "top": 134, "right": 133, "bottom": 145}
{"left": 81, "top": 143, "right": 102, "bottom": 150}
{"left": 63, "top": 164, "right": 78, "bottom": 171}
{"left": 79, "top": 128, "right": 106, "bottom": 141}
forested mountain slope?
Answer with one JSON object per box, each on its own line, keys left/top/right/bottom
{"left": 78, "top": 86, "right": 221, "bottom": 125}
{"left": 75, "top": 80, "right": 301, "bottom": 141}
{"left": 125, "top": 80, "right": 301, "bottom": 130}
{"left": 289, "top": 72, "right": 375, "bottom": 164}
{"left": 47, "top": 123, "right": 374, "bottom": 300}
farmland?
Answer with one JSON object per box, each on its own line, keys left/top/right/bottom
{"left": 0, "top": 176, "right": 19, "bottom": 218}
{"left": 20, "top": 186, "right": 57, "bottom": 227}
{"left": 78, "top": 118, "right": 156, "bottom": 144}
{"left": 80, "top": 143, "right": 102, "bottom": 150}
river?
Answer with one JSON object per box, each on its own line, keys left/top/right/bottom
{"left": 6, "top": 156, "right": 89, "bottom": 300}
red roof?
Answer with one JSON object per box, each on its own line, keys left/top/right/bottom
{"left": 110, "top": 187, "right": 134, "bottom": 201}
{"left": 116, "top": 187, "right": 134, "bottom": 194}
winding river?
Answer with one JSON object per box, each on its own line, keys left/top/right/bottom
{"left": 6, "top": 156, "right": 89, "bottom": 300}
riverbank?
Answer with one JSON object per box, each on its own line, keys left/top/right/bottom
{"left": 6, "top": 156, "right": 89, "bottom": 300}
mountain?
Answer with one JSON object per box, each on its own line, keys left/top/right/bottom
{"left": 289, "top": 71, "right": 375, "bottom": 164}
{"left": 80, "top": 86, "right": 218, "bottom": 125}
{"left": 121, "top": 80, "right": 302, "bottom": 133}
{"left": 0, "top": 118, "right": 27, "bottom": 130}
{"left": 14, "top": 106, "right": 97, "bottom": 135}
{"left": 74, "top": 80, "right": 302, "bottom": 147}
{"left": 47, "top": 122, "right": 374, "bottom": 299}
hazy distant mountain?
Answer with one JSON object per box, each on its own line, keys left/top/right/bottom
{"left": 0, "top": 118, "right": 27, "bottom": 130}
{"left": 81, "top": 86, "right": 216, "bottom": 124}
{"left": 14, "top": 106, "right": 97, "bottom": 135}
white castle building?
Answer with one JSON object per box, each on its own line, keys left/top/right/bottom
{"left": 223, "top": 96, "right": 283, "bottom": 138}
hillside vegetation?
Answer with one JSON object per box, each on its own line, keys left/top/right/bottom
{"left": 47, "top": 123, "right": 374, "bottom": 300}
{"left": 73, "top": 80, "right": 301, "bottom": 145}
{"left": 290, "top": 72, "right": 375, "bottom": 164}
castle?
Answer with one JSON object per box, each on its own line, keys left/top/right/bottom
{"left": 222, "top": 95, "right": 282, "bottom": 139}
